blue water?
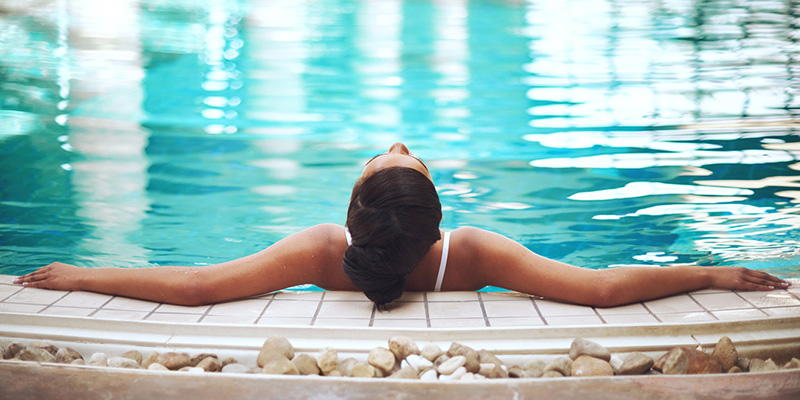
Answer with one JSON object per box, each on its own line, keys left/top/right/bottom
{"left": 1, "top": 0, "right": 798, "bottom": 280}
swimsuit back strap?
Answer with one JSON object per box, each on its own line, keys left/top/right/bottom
{"left": 434, "top": 231, "right": 451, "bottom": 292}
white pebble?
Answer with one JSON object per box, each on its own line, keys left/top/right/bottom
{"left": 478, "top": 363, "right": 495, "bottom": 376}
{"left": 439, "top": 366, "right": 467, "bottom": 381}
{"left": 437, "top": 355, "right": 466, "bottom": 375}
{"left": 185, "top": 367, "right": 204, "bottom": 373}
{"left": 460, "top": 372, "right": 475, "bottom": 381}
{"left": 89, "top": 353, "right": 108, "bottom": 367}
{"left": 610, "top": 355, "right": 624, "bottom": 372}
{"left": 417, "top": 357, "right": 433, "bottom": 369}
{"left": 406, "top": 354, "right": 422, "bottom": 369}
{"left": 419, "top": 369, "right": 438, "bottom": 381}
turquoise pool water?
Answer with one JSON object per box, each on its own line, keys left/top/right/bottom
{"left": 1, "top": 0, "right": 799, "bottom": 280}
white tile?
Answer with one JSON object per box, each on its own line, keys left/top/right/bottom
{"left": 488, "top": 317, "right": 545, "bottom": 327}
{"left": 596, "top": 303, "right": 650, "bottom": 316}
{"left": 5, "top": 287, "right": 67, "bottom": 305}
{"left": 0, "top": 303, "right": 45, "bottom": 313}
{"left": 736, "top": 291, "right": 800, "bottom": 308}
{"left": 762, "top": 307, "right": 800, "bottom": 317}
{"left": 146, "top": 313, "right": 202, "bottom": 323}
{"left": 155, "top": 303, "right": 211, "bottom": 314}
{"left": 313, "top": 318, "right": 371, "bottom": 327}
{"left": 535, "top": 300, "right": 596, "bottom": 317}
{"left": 39, "top": 306, "right": 94, "bottom": 317}
{"left": 272, "top": 291, "right": 323, "bottom": 301}
{"left": 482, "top": 300, "right": 538, "bottom": 318}
{"left": 257, "top": 317, "right": 313, "bottom": 326}
{"left": 103, "top": 297, "right": 159, "bottom": 312}
{"left": 324, "top": 292, "right": 369, "bottom": 301}
{"left": 601, "top": 314, "right": 660, "bottom": 325}
{"left": 92, "top": 310, "right": 149, "bottom": 321}
{"left": 374, "top": 302, "right": 426, "bottom": 319}
{"left": 692, "top": 292, "right": 753, "bottom": 311}
{"left": 0, "top": 284, "right": 22, "bottom": 300}
{"left": 426, "top": 292, "right": 480, "bottom": 302}
{"left": 427, "top": 301, "right": 483, "bottom": 319}
{"left": 371, "top": 319, "right": 428, "bottom": 328}
{"left": 544, "top": 315, "right": 604, "bottom": 326}
{"left": 0, "top": 275, "right": 16, "bottom": 284}
{"left": 429, "top": 318, "right": 487, "bottom": 328}
{"left": 712, "top": 309, "right": 769, "bottom": 321}
{"left": 644, "top": 295, "right": 702, "bottom": 314}
{"left": 316, "top": 301, "right": 374, "bottom": 319}
{"left": 200, "top": 315, "right": 258, "bottom": 324}
{"left": 263, "top": 300, "right": 320, "bottom": 318}
{"left": 207, "top": 299, "right": 269, "bottom": 317}
{"left": 53, "top": 291, "right": 112, "bottom": 308}
{"left": 656, "top": 312, "right": 716, "bottom": 323}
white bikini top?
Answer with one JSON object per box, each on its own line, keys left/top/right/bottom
{"left": 344, "top": 228, "right": 451, "bottom": 292}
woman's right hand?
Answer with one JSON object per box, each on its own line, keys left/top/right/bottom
{"left": 13, "top": 262, "right": 85, "bottom": 291}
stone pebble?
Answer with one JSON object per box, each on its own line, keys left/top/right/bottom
{"left": 2, "top": 336, "right": 795, "bottom": 380}
{"left": 108, "top": 356, "right": 140, "bottom": 369}
{"left": 569, "top": 338, "right": 611, "bottom": 362}
{"left": 388, "top": 336, "right": 419, "bottom": 361}
{"left": 367, "top": 347, "right": 395, "bottom": 374}
{"left": 317, "top": 347, "right": 338, "bottom": 375}
{"left": 571, "top": 355, "right": 614, "bottom": 377}
{"left": 257, "top": 336, "right": 295, "bottom": 368}
{"left": 291, "top": 353, "right": 321, "bottom": 376}
{"left": 618, "top": 352, "right": 654, "bottom": 375}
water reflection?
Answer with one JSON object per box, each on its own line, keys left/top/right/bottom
{"left": 1, "top": 0, "right": 799, "bottom": 276}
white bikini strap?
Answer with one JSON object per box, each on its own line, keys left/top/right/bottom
{"left": 344, "top": 227, "right": 352, "bottom": 246}
{"left": 434, "top": 231, "right": 451, "bottom": 292}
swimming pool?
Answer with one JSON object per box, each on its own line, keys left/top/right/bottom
{"left": 0, "top": 0, "right": 798, "bottom": 280}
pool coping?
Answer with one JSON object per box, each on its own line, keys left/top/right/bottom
{"left": 1, "top": 274, "right": 799, "bottom": 362}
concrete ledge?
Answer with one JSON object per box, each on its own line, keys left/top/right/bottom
{"left": 2, "top": 361, "right": 799, "bottom": 400}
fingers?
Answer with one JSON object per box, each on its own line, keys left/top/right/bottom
{"left": 13, "top": 264, "right": 55, "bottom": 285}
{"left": 739, "top": 268, "right": 789, "bottom": 291}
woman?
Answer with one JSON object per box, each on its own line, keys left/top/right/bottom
{"left": 14, "top": 143, "right": 790, "bottom": 308}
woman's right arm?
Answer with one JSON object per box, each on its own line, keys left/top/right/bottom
{"left": 13, "top": 223, "right": 351, "bottom": 306}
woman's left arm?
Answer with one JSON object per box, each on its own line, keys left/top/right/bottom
{"left": 456, "top": 227, "right": 789, "bottom": 307}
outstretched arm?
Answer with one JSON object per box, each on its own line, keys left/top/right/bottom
{"left": 458, "top": 227, "right": 790, "bottom": 307}
{"left": 14, "top": 224, "right": 351, "bottom": 306}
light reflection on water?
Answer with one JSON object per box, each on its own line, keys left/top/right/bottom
{"left": 0, "top": 0, "right": 798, "bottom": 278}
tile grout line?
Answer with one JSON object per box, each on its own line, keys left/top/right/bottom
{"left": 476, "top": 292, "right": 490, "bottom": 327}
{"left": 253, "top": 293, "right": 276, "bottom": 325}
{"left": 732, "top": 291, "right": 769, "bottom": 317}
{"left": 308, "top": 292, "right": 326, "bottom": 326}
{"left": 639, "top": 302, "right": 663, "bottom": 323}
{"left": 687, "top": 293, "right": 719, "bottom": 321}
{"left": 368, "top": 303, "right": 377, "bottom": 327}
{"left": 36, "top": 290, "right": 72, "bottom": 314}
{"left": 197, "top": 301, "right": 217, "bottom": 323}
{"left": 592, "top": 307, "right": 607, "bottom": 325}
{"left": 88, "top": 295, "right": 118, "bottom": 318}
{"left": 530, "top": 297, "right": 548, "bottom": 326}
{"left": 0, "top": 284, "right": 25, "bottom": 303}
{"left": 423, "top": 292, "right": 431, "bottom": 328}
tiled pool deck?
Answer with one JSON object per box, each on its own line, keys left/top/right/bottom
{"left": 1, "top": 274, "right": 799, "bottom": 330}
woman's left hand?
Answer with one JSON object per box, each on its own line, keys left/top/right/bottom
{"left": 707, "top": 266, "right": 790, "bottom": 291}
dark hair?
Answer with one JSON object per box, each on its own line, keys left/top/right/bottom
{"left": 343, "top": 167, "right": 442, "bottom": 307}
